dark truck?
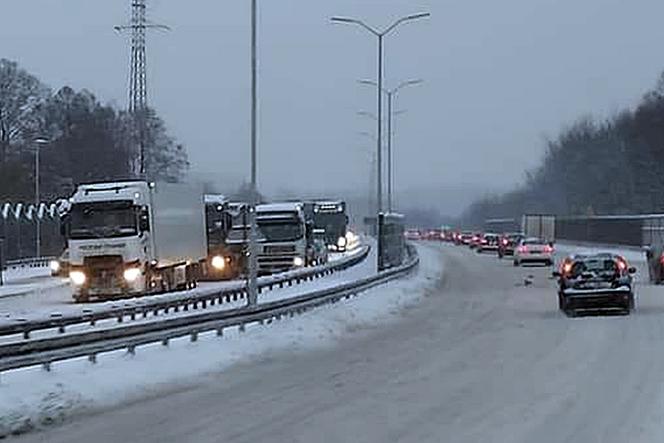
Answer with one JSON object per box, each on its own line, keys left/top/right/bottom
{"left": 303, "top": 200, "right": 349, "bottom": 252}
{"left": 553, "top": 253, "right": 636, "bottom": 316}
{"left": 202, "top": 195, "right": 237, "bottom": 280}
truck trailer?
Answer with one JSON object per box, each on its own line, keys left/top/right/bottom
{"left": 66, "top": 181, "right": 207, "bottom": 301}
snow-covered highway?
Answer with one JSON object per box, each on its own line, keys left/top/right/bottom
{"left": 10, "top": 242, "right": 664, "bottom": 442}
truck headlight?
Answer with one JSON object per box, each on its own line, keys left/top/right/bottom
{"left": 123, "top": 267, "right": 141, "bottom": 283}
{"left": 211, "top": 255, "right": 226, "bottom": 270}
{"left": 337, "top": 236, "right": 347, "bottom": 248}
{"left": 293, "top": 256, "right": 304, "bottom": 267}
{"left": 70, "top": 271, "right": 86, "bottom": 286}
{"left": 49, "top": 260, "right": 61, "bottom": 273}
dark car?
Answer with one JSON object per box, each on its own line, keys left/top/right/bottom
{"left": 497, "top": 232, "right": 524, "bottom": 258}
{"left": 476, "top": 233, "right": 500, "bottom": 253}
{"left": 553, "top": 253, "right": 636, "bottom": 316}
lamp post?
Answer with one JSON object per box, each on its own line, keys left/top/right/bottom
{"left": 247, "top": 0, "right": 259, "bottom": 306}
{"left": 34, "top": 137, "right": 50, "bottom": 258}
{"left": 359, "top": 79, "right": 423, "bottom": 212}
{"left": 331, "top": 13, "right": 429, "bottom": 270}
{"left": 331, "top": 13, "right": 429, "bottom": 215}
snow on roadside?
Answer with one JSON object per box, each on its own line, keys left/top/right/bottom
{"left": 0, "top": 244, "right": 441, "bottom": 437}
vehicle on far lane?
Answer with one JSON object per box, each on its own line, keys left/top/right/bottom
{"left": 513, "top": 237, "right": 554, "bottom": 266}
{"left": 553, "top": 253, "right": 636, "bottom": 316}
{"left": 405, "top": 229, "right": 422, "bottom": 241}
{"left": 456, "top": 231, "right": 474, "bottom": 246}
{"left": 476, "top": 233, "right": 500, "bottom": 253}
{"left": 469, "top": 232, "right": 483, "bottom": 249}
{"left": 498, "top": 232, "right": 524, "bottom": 258}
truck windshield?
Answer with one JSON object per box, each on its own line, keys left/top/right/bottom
{"left": 314, "top": 212, "right": 347, "bottom": 237}
{"left": 257, "top": 221, "right": 303, "bottom": 242}
{"left": 69, "top": 201, "right": 138, "bottom": 239}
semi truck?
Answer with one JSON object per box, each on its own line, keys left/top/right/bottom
{"left": 202, "top": 194, "right": 236, "bottom": 280}
{"left": 303, "top": 200, "right": 349, "bottom": 252}
{"left": 521, "top": 214, "right": 555, "bottom": 242}
{"left": 66, "top": 181, "right": 207, "bottom": 302}
{"left": 226, "top": 202, "right": 327, "bottom": 275}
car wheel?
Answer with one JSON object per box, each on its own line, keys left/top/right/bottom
{"left": 546, "top": 260, "right": 553, "bottom": 266}
{"left": 513, "top": 260, "right": 519, "bottom": 267}
{"left": 558, "top": 293, "right": 566, "bottom": 311}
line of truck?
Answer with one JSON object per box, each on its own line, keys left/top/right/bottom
{"left": 57, "top": 180, "right": 350, "bottom": 302}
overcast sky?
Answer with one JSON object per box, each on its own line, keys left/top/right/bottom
{"left": 2, "top": 0, "right": 664, "bottom": 214}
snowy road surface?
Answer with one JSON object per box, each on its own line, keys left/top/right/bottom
{"left": 11, "top": 242, "right": 664, "bottom": 442}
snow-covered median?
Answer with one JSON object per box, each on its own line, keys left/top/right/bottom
{"left": 0, "top": 244, "right": 441, "bottom": 437}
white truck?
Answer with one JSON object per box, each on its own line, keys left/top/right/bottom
{"left": 66, "top": 181, "right": 207, "bottom": 302}
{"left": 521, "top": 214, "right": 555, "bottom": 243}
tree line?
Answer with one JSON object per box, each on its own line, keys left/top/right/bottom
{"left": 0, "top": 59, "right": 189, "bottom": 202}
{"left": 461, "top": 71, "right": 664, "bottom": 227}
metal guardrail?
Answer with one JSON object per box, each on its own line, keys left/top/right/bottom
{"left": 0, "top": 244, "right": 418, "bottom": 374}
{"left": 4, "top": 256, "right": 55, "bottom": 270}
{"left": 0, "top": 246, "right": 370, "bottom": 340}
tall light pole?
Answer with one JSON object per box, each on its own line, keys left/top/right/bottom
{"left": 359, "top": 79, "right": 423, "bottom": 212}
{"left": 331, "top": 13, "right": 429, "bottom": 270}
{"left": 34, "top": 138, "right": 50, "bottom": 258}
{"left": 247, "top": 0, "right": 259, "bottom": 306}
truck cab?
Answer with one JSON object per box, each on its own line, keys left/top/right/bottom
{"left": 203, "top": 194, "right": 235, "bottom": 280}
{"left": 66, "top": 181, "right": 206, "bottom": 301}
{"left": 255, "top": 203, "right": 308, "bottom": 274}
{"left": 303, "top": 200, "right": 349, "bottom": 252}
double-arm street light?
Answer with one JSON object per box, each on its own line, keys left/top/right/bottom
{"left": 359, "top": 79, "right": 423, "bottom": 212}
{"left": 331, "top": 13, "right": 429, "bottom": 218}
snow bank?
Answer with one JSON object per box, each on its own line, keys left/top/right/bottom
{"left": 0, "top": 244, "right": 440, "bottom": 437}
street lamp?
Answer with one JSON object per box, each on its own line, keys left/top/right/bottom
{"left": 34, "top": 137, "right": 50, "bottom": 258}
{"left": 332, "top": 13, "right": 429, "bottom": 270}
{"left": 247, "top": 0, "right": 259, "bottom": 305}
{"left": 331, "top": 12, "right": 429, "bottom": 217}
{"left": 358, "top": 79, "right": 423, "bottom": 212}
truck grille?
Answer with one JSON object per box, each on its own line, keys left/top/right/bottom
{"left": 263, "top": 245, "right": 296, "bottom": 254}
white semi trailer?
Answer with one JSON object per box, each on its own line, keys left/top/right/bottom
{"left": 66, "top": 181, "right": 207, "bottom": 302}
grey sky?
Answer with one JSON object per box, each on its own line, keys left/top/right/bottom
{"left": 2, "top": 0, "right": 664, "bottom": 214}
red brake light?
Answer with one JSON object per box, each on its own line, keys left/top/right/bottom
{"left": 543, "top": 245, "right": 553, "bottom": 253}
{"left": 502, "top": 239, "right": 508, "bottom": 245}
{"left": 518, "top": 246, "right": 528, "bottom": 253}
{"left": 617, "top": 259, "right": 627, "bottom": 271}
{"left": 563, "top": 262, "right": 573, "bottom": 274}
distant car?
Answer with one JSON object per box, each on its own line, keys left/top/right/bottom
{"left": 456, "top": 231, "right": 474, "bottom": 246}
{"left": 498, "top": 232, "right": 524, "bottom": 258}
{"left": 513, "top": 237, "right": 554, "bottom": 266}
{"left": 644, "top": 245, "right": 664, "bottom": 284}
{"left": 477, "top": 233, "right": 500, "bottom": 253}
{"left": 468, "top": 233, "right": 483, "bottom": 249}
{"left": 553, "top": 253, "right": 636, "bottom": 316}
{"left": 405, "top": 229, "right": 422, "bottom": 241}
{"left": 50, "top": 249, "right": 70, "bottom": 277}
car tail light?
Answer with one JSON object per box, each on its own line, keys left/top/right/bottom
{"left": 518, "top": 246, "right": 528, "bottom": 253}
{"left": 502, "top": 239, "right": 508, "bottom": 246}
{"left": 543, "top": 245, "right": 553, "bottom": 253}
{"left": 563, "top": 262, "right": 573, "bottom": 274}
{"left": 617, "top": 259, "right": 627, "bottom": 271}
{"left": 481, "top": 239, "right": 488, "bottom": 244}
